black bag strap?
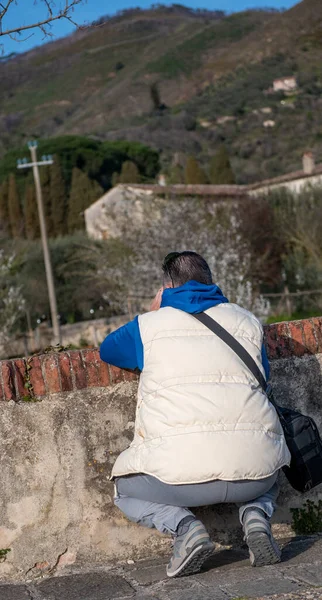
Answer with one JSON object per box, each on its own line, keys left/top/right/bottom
{"left": 193, "top": 312, "right": 268, "bottom": 393}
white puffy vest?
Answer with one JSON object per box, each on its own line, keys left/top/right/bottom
{"left": 112, "top": 304, "right": 290, "bottom": 484}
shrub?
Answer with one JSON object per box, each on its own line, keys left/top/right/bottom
{"left": 291, "top": 500, "right": 322, "bottom": 535}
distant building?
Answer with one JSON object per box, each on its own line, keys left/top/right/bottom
{"left": 216, "top": 115, "right": 236, "bottom": 125}
{"left": 273, "top": 76, "right": 297, "bottom": 93}
{"left": 85, "top": 184, "right": 247, "bottom": 241}
{"left": 249, "top": 154, "right": 322, "bottom": 196}
{"left": 85, "top": 154, "right": 322, "bottom": 240}
{"left": 263, "top": 120, "right": 275, "bottom": 128}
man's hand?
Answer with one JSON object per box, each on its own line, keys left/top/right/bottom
{"left": 150, "top": 287, "right": 164, "bottom": 311}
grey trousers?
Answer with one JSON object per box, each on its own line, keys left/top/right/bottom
{"left": 114, "top": 472, "right": 279, "bottom": 535}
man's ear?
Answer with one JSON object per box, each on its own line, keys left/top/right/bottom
{"left": 163, "top": 282, "right": 173, "bottom": 289}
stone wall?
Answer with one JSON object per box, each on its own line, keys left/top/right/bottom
{"left": 0, "top": 316, "right": 128, "bottom": 361}
{"left": 1, "top": 317, "right": 322, "bottom": 580}
{"left": 84, "top": 184, "right": 247, "bottom": 241}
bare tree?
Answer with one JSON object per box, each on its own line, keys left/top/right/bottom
{"left": 0, "top": 242, "right": 25, "bottom": 347}
{"left": 73, "top": 195, "right": 270, "bottom": 321}
{"left": 271, "top": 185, "right": 322, "bottom": 295}
{"left": 0, "top": 0, "right": 85, "bottom": 47}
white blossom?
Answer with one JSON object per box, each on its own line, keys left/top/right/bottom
{"left": 96, "top": 195, "right": 270, "bottom": 320}
{"left": 0, "top": 248, "right": 25, "bottom": 346}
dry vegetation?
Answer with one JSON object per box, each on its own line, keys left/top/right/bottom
{"left": 1, "top": 1, "right": 322, "bottom": 182}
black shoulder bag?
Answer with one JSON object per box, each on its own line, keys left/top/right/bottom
{"left": 193, "top": 312, "right": 322, "bottom": 494}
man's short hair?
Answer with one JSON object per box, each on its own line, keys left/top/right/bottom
{"left": 162, "top": 251, "right": 213, "bottom": 287}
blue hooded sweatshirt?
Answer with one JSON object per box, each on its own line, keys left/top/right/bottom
{"left": 99, "top": 280, "right": 270, "bottom": 378}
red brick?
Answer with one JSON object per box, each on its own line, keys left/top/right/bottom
{"left": 311, "top": 317, "right": 322, "bottom": 353}
{"left": 82, "top": 349, "right": 100, "bottom": 387}
{"left": 28, "top": 356, "right": 46, "bottom": 397}
{"left": 288, "top": 321, "right": 306, "bottom": 357}
{"left": 302, "top": 319, "right": 318, "bottom": 354}
{"left": 0, "top": 368, "right": 4, "bottom": 401}
{"left": 263, "top": 324, "right": 279, "bottom": 360}
{"left": 98, "top": 360, "right": 110, "bottom": 387}
{"left": 69, "top": 351, "right": 87, "bottom": 389}
{"left": 109, "top": 365, "right": 125, "bottom": 384}
{"left": 264, "top": 322, "right": 293, "bottom": 359}
{"left": 14, "top": 359, "right": 27, "bottom": 398}
{"left": 1, "top": 361, "right": 15, "bottom": 401}
{"left": 58, "top": 353, "right": 73, "bottom": 392}
{"left": 123, "top": 369, "right": 139, "bottom": 382}
{"left": 42, "top": 354, "right": 61, "bottom": 394}
{"left": 275, "top": 321, "right": 294, "bottom": 358}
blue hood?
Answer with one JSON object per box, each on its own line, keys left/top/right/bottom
{"left": 161, "top": 280, "right": 229, "bottom": 314}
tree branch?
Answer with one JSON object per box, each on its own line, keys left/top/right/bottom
{"left": 8, "top": 31, "right": 34, "bottom": 43}
{"left": 0, "top": 0, "right": 15, "bottom": 34}
{"left": 0, "top": 0, "right": 85, "bottom": 38}
{"left": 43, "top": 0, "right": 53, "bottom": 18}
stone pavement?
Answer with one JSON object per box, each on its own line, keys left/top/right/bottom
{"left": 1, "top": 536, "right": 322, "bottom": 600}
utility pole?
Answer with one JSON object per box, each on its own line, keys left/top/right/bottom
{"left": 17, "top": 141, "right": 61, "bottom": 344}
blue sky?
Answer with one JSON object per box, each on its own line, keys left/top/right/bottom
{"left": 2, "top": 0, "right": 299, "bottom": 55}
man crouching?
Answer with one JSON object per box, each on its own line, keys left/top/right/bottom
{"left": 100, "top": 251, "right": 290, "bottom": 578}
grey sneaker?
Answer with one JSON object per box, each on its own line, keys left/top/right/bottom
{"left": 166, "top": 520, "right": 214, "bottom": 578}
{"left": 243, "top": 508, "right": 281, "bottom": 567}
{"left": 247, "top": 531, "right": 281, "bottom": 567}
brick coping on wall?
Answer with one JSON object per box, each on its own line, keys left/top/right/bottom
{"left": 1, "top": 317, "right": 322, "bottom": 402}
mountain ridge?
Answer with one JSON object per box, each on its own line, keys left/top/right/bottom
{"left": 1, "top": 1, "right": 322, "bottom": 183}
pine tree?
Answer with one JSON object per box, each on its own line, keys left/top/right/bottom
{"left": 111, "top": 172, "right": 120, "bottom": 187}
{"left": 24, "top": 183, "right": 40, "bottom": 240}
{"left": 150, "top": 82, "right": 161, "bottom": 111}
{"left": 209, "top": 146, "right": 235, "bottom": 185}
{"left": 50, "top": 158, "right": 67, "bottom": 236}
{"left": 118, "top": 161, "right": 140, "bottom": 184}
{"left": 40, "top": 166, "right": 54, "bottom": 237}
{"left": 0, "top": 179, "right": 10, "bottom": 236}
{"left": 184, "top": 156, "right": 208, "bottom": 185}
{"left": 168, "top": 164, "right": 185, "bottom": 184}
{"left": 68, "top": 168, "right": 85, "bottom": 233}
{"left": 68, "top": 168, "right": 103, "bottom": 233}
{"left": 8, "top": 173, "right": 24, "bottom": 238}
{"left": 150, "top": 82, "right": 167, "bottom": 112}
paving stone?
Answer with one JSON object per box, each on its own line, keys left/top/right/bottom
{"left": 122, "top": 556, "right": 168, "bottom": 571}
{"left": 121, "top": 594, "right": 162, "bottom": 600}
{"left": 37, "top": 573, "right": 134, "bottom": 600}
{"left": 280, "top": 536, "right": 322, "bottom": 566}
{"left": 128, "top": 563, "right": 168, "bottom": 585}
{"left": 220, "top": 576, "right": 304, "bottom": 599}
{"left": 263, "top": 592, "right": 322, "bottom": 600}
{"left": 0, "top": 585, "right": 30, "bottom": 600}
{"left": 161, "top": 580, "right": 228, "bottom": 600}
{"left": 195, "top": 563, "right": 278, "bottom": 586}
{"left": 198, "top": 548, "right": 249, "bottom": 574}
{"left": 284, "top": 564, "right": 322, "bottom": 587}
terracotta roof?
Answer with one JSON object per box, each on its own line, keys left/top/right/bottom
{"left": 90, "top": 164, "right": 322, "bottom": 209}
{"left": 247, "top": 163, "right": 322, "bottom": 191}
{"left": 125, "top": 184, "right": 248, "bottom": 197}
{"left": 127, "top": 165, "right": 322, "bottom": 194}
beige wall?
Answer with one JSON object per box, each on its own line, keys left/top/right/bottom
{"left": 85, "top": 185, "right": 150, "bottom": 241}
{"left": 0, "top": 317, "right": 128, "bottom": 360}
{"left": 1, "top": 352, "right": 322, "bottom": 580}
{"left": 249, "top": 174, "right": 322, "bottom": 196}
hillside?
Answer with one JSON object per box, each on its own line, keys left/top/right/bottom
{"left": 1, "top": 1, "right": 322, "bottom": 182}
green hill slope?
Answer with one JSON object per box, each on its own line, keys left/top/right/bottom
{"left": 1, "top": 1, "right": 322, "bottom": 182}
